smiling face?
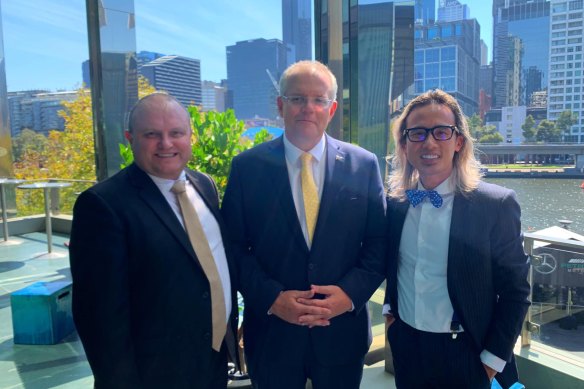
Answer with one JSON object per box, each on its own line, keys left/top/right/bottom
{"left": 403, "top": 103, "right": 463, "bottom": 190}
{"left": 125, "top": 95, "right": 192, "bottom": 180}
{"left": 277, "top": 68, "right": 337, "bottom": 151}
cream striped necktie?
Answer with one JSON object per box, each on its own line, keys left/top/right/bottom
{"left": 171, "top": 180, "right": 226, "bottom": 352}
{"left": 300, "top": 152, "right": 320, "bottom": 244}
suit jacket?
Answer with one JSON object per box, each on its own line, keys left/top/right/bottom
{"left": 69, "top": 163, "right": 238, "bottom": 389}
{"left": 221, "top": 134, "right": 386, "bottom": 374}
{"left": 385, "top": 181, "right": 530, "bottom": 386}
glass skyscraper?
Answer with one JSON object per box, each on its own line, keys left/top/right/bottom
{"left": 492, "top": 0, "right": 550, "bottom": 108}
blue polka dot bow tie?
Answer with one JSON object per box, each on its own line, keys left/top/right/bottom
{"left": 405, "top": 189, "right": 443, "bottom": 208}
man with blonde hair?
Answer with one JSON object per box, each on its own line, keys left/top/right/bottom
{"left": 222, "top": 61, "right": 386, "bottom": 388}
{"left": 384, "top": 89, "right": 530, "bottom": 388}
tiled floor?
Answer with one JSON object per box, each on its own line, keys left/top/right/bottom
{"left": 0, "top": 232, "right": 395, "bottom": 388}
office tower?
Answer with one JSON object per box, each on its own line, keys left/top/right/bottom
{"left": 479, "top": 64, "right": 494, "bottom": 119}
{"left": 226, "top": 38, "right": 288, "bottom": 120}
{"left": 415, "top": 0, "right": 435, "bottom": 25}
{"left": 136, "top": 50, "right": 165, "bottom": 69}
{"left": 8, "top": 90, "right": 78, "bottom": 136}
{"left": 201, "top": 80, "right": 226, "bottom": 112}
{"left": 410, "top": 18, "right": 481, "bottom": 115}
{"left": 547, "top": 0, "right": 584, "bottom": 142}
{"left": 437, "top": 0, "right": 470, "bottom": 22}
{"left": 140, "top": 55, "right": 202, "bottom": 107}
{"left": 480, "top": 39, "right": 488, "bottom": 66}
{"left": 282, "top": 0, "right": 312, "bottom": 64}
{"left": 492, "top": 0, "right": 550, "bottom": 108}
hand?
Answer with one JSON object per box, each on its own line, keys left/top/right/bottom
{"left": 385, "top": 313, "right": 395, "bottom": 326}
{"left": 297, "top": 285, "right": 353, "bottom": 327}
{"left": 269, "top": 290, "right": 331, "bottom": 325}
{"left": 482, "top": 363, "right": 497, "bottom": 382}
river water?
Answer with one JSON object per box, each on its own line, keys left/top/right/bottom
{"left": 485, "top": 178, "right": 584, "bottom": 235}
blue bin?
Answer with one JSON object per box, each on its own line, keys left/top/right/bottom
{"left": 11, "top": 281, "right": 75, "bottom": 345}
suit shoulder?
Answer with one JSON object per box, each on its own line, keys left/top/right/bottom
{"left": 234, "top": 136, "right": 281, "bottom": 160}
{"left": 329, "top": 136, "right": 377, "bottom": 161}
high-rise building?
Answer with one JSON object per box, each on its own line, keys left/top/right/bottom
{"left": 282, "top": 0, "right": 312, "bottom": 64}
{"left": 8, "top": 90, "right": 78, "bottom": 136}
{"left": 409, "top": 18, "right": 481, "bottom": 115}
{"left": 437, "top": 0, "right": 470, "bottom": 22}
{"left": 547, "top": 0, "right": 584, "bottom": 142}
{"left": 492, "top": 0, "right": 550, "bottom": 108}
{"left": 479, "top": 64, "right": 494, "bottom": 119}
{"left": 226, "top": 38, "right": 288, "bottom": 120}
{"left": 415, "top": 0, "right": 435, "bottom": 25}
{"left": 140, "top": 55, "right": 202, "bottom": 107}
{"left": 480, "top": 39, "right": 488, "bottom": 66}
{"left": 201, "top": 80, "right": 226, "bottom": 112}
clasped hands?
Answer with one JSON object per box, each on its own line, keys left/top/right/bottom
{"left": 269, "top": 285, "right": 353, "bottom": 328}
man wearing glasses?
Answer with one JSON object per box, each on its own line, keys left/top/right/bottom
{"left": 384, "top": 89, "right": 530, "bottom": 388}
{"left": 222, "top": 60, "right": 386, "bottom": 388}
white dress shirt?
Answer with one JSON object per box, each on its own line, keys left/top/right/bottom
{"left": 149, "top": 171, "right": 232, "bottom": 324}
{"left": 283, "top": 134, "right": 326, "bottom": 248}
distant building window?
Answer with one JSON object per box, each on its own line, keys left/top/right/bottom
{"left": 553, "top": 15, "right": 567, "bottom": 21}
{"left": 441, "top": 47, "right": 455, "bottom": 61}
{"left": 425, "top": 79, "right": 439, "bottom": 90}
{"left": 426, "top": 48, "right": 439, "bottom": 62}
{"left": 415, "top": 80, "right": 424, "bottom": 93}
{"left": 568, "top": 38, "right": 583, "bottom": 43}
{"left": 415, "top": 50, "right": 424, "bottom": 63}
{"left": 552, "top": 23, "right": 567, "bottom": 29}
{"left": 415, "top": 64, "right": 424, "bottom": 79}
{"left": 442, "top": 25, "right": 452, "bottom": 37}
{"left": 568, "top": 29, "right": 582, "bottom": 36}
{"left": 569, "top": 21, "right": 583, "bottom": 27}
{"left": 425, "top": 63, "right": 439, "bottom": 78}
{"left": 553, "top": 3, "right": 567, "bottom": 13}
{"left": 440, "top": 77, "right": 455, "bottom": 91}
{"left": 552, "top": 31, "right": 567, "bottom": 38}
{"left": 415, "top": 29, "right": 423, "bottom": 39}
{"left": 428, "top": 27, "right": 438, "bottom": 39}
{"left": 552, "top": 39, "right": 567, "bottom": 46}
{"left": 569, "top": 11, "right": 583, "bottom": 18}
{"left": 441, "top": 61, "right": 455, "bottom": 77}
{"left": 569, "top": 1, "right": 583, "bottom": 11}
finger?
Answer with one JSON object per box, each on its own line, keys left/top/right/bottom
{"left": 307, "top": 319, "right": 331, "bottom": 328}
{"left": 296, "top": 297, "right": 330, "bottom": 307}
{"left": 298, "top": 314, "right": 331, "bottom": 325}
{"left": 310, "top": 284, "right": 336, "bottom": 295}
{"left": 290, "top": 289, "right": 315, "bottom": 299}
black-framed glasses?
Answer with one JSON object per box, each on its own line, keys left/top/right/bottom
{"left": 403, "top": 125, "right": 458, "bottom": 142}
{"left": 281, "top": 95, "right": 334, "bottom": 109}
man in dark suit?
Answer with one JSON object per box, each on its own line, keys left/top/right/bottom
{"left": 69, "top": 93, "right": 237, "bottom": 388}
{"left": 384, "top": 89, "right": 530, "bottom": 388}
{"left": 222, "top": 60, "right": 386, "bottom": 388}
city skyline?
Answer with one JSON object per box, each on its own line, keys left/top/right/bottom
{"left": 2, "top": 0, "right": 492, "bottom": 92}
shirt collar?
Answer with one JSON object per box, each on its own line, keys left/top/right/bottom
{"left": 418, "top": 175, "right": 454, "bottom": 196}
{"left": 283, "top": 134, "right": 326, "bottom": 166}
{"left": 148, "top": 171, "right": 187, "bottom": 191}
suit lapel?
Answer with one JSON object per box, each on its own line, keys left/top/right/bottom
{"left": 268, "top": 137, "right": 309, "bottom": 253}
{"left": 127, "top": 164, "right": 200, "bottom": 268}
{"left": 312, "top": 135, "right": 345, "bottom": 250}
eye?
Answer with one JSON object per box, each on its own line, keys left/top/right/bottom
{"left": 314, "top": 97, "right": 329, "bottom": 106}
{"left": 289, "top": 96, "right": 305, "bottom": 104}
{"left": 143, "top": 131, "right": 158, "bottom": 138}
{"left": 409, "top": 129, "right": 426, "bottom": 140}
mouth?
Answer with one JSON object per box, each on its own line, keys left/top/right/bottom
{"left": 421, "top": 154, "right": 439, "bottom": 160}
{"left": 156, "top": 153, "right": 178, "bottom": 158}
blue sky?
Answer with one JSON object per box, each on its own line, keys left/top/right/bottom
{"left": 1, "top": 0, "right": 492, "bottom": 92}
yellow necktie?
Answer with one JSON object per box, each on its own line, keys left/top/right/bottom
{"left": 171, "top": 180, "right": 226, "bottom": 352}
{"left": 301, "top": 153, "right": 320, "bottom": 244}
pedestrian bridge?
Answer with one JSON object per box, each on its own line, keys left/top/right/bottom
{"left": 476, "top": 143, "right": 584, "bottom": 168}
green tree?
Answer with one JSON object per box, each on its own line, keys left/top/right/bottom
{"left": 521, "top": 115, "right": 537, "bottom": 142}
{"left": 555, "top": 110, "right": 578, "bottom": 141}
{"left": 467, "top": 114, "right": 484, "bottom": 140}
{"left": 467, "top": 114, "right": 503, "bottom": 143}
{"left": 11, "top": 128, "right": 48, "bottom": 162}
{"left": 535, "top": 120, "right": 562, "bottom": 143}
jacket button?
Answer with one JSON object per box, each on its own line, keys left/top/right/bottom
{"left": 204, "top": 332, "right": 211, "bottom": 340}
{"left": 308, "top": 263, "right": 315, "bottom": 270}
{"left": 202, "top": 291, "right": 209, "bottom": 299}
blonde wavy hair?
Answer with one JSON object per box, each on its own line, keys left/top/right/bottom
{"left": 387, "top": 89, "right": 482, "bottom": 200}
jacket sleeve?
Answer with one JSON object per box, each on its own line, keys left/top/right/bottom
{"left": 69, "top": 190, "right": 141, "bottom": 388}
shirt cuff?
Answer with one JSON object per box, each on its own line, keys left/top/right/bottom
{"left": 480, "top": 349, "right": 506, "bottom": 373}
{"left": 382, "top": 304, "right": 392, "bottom": 316}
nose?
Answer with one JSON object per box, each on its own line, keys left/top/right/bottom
{"left": 159, "top": 134, "right": 172, "bottom": 148}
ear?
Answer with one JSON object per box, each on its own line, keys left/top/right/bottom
{"left": 124, "top": 130, "right": 133, "bottom": 144}
{"left": 277, "top": 96, "right": 284, "bottom": 117}
{"left": 328, "top": 100, "right": 338, "bottom": 119}
{"left": 454, "top": 134, "right": 464, "bottom": 152}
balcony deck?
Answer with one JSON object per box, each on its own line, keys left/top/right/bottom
{"left": 0, "top": 231, "right": 396, "bottom": 388}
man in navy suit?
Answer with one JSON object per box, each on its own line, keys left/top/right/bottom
{"left": 384, "top": 89, "right": 530, "bottom": 388}
{"left": 222, "top": 61, "right": 386, "bottom": 388}
{"left": 70, "top": 93, "right": 237, "bottom": 388}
